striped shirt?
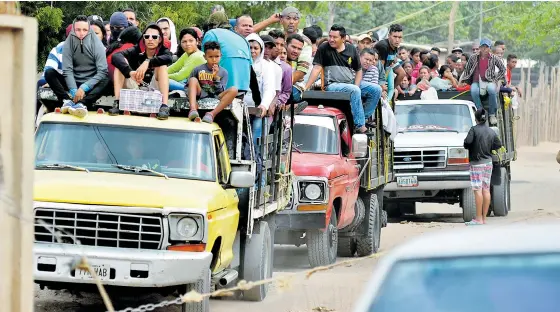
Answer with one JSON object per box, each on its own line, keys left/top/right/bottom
{"left": 362, "top": 65, "right": 379, "bottom": 84}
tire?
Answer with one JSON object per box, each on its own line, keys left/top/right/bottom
{"left": 307, "top": 211, "right": 338, "bottom": 267}
{"left": 181, "top": 269, "right": 210, "bottom": 312}
{"left": 492, "top": 167, "right": 509, "bottom": 217}
{"left": 377, "top": 188, "right": 387, "bottom": 228}
{"left": 337, "top": 237, "right": 356, "bottom": 257}
{"left": 356, "top": 192, "right": 381, "bottom": 257}
{"left": 240, "top": 221, "right": 272, "bottom": 302}
{"left": 461, "top": 188, "right": 476, "bottom": 222}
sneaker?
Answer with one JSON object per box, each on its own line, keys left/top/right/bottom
{"left": 68, "top": 103, "right": 88, "bottom": 118}
{"left": 202, "top": 112, "right": 214, "bottom": 123}
{"left": 489, "top": 115, "right": 498, "bottom": 125}
{"left": 294, "top": 101, "right": 308, "bottom": 114}
{"left": 108, "top": 100, "right": 120, "bottom": 116}
{"left": 157, "top": 105, "right": 170, "bottom": 120}
{"left": 61, "top": 99, "right": 74, "bottom": 114}
{"left": 188, "top": 109, "right": 199, "bottom": 121}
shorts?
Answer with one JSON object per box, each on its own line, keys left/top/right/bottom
{"left": 123, "top": 73, "right": 159, "bottom": 91}
{"left": 470, "top": 162, "right": 493, "bottom": 190}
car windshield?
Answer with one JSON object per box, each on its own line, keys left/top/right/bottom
{"left": 396, "top": 104, "right": 473, "bottom": 133}
{"left": 293, "top": 115, "right": 338, "bottom": 155}
{"left": 369, "top": 253, "right": 560, "bottom": 312}
{"left": 35, "top": 122, "right": 215, "bottom": 181}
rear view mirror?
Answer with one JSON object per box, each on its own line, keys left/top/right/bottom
{"left": 229, "top": 171, "right": 255, "bottom": 188}
{"left": 352, "top": 134, "right": 368, "bottom": 158}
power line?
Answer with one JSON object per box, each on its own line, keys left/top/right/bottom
{"left": 404, "top": 3, "right": 507, "bottom": 38}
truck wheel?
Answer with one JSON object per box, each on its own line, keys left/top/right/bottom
{"left": 356, "top": 192, "right": 381, "bottom": 257}
{"left": 181, "top": 269, "right": 210, "bottom": 312}
{"left": 377, "top": 187, "right": 387, "bottom": 228}
{"left": 307, "top": 212, "right": 338, "bottom": 267}
{"left": 240, "top": 221, "right": 272, "bottom": 301}
{"left": 461, "top": 188, "right": 476, "bottom": 222}
{"left": 337, "top": 237, "right": 356, "bottom": 257}
{"left": 492, "top": 167, "right": 509, "bottom": 217}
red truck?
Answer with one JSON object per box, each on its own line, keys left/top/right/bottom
{"left": 274, "top": 91, "right": 394, "bottom": 267}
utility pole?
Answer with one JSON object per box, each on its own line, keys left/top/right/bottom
{"left": 448, "top": 1, "right": 459, "bottom": 55}
{"left": 478, "top": 1, "right": 483, "bottom": 41}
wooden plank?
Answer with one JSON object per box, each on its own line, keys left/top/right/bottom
{"left": 0, "top": 14, "right": 37, "bottom": 312}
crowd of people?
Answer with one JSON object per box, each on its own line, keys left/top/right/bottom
{"left": 37, "top": 5, "right": 522, "bottom": 131}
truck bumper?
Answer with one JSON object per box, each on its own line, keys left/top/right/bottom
{"left": 275, "top": 211, "right": 326, "bottom": 230}
{"left": 385, "top": 171, "right": 471, "bottom": 192}
{"left": 34, "top": 243, "right": 212, "bottom": 287}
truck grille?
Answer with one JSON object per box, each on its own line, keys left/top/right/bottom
{"left": 394, "top": 149, "right": 447, "bottom": 170}
{"left": 34, "top": 208, "right": 163, "bottom": 250}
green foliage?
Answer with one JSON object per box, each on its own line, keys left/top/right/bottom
{"left": 35, "top": 6, "right": 63, "bottom": 33}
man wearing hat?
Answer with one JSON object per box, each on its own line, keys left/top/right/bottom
{"left": 109, "top": 12, "right": 130, "bottom": 44}
{"left": 357, "top": 33, "right": 374, "bottom": 52}
{"left": 451, "top": 47, "right": 463, "bottom": 57}
{"left": 459, "top": 38, "right": 506, "bottom": 125}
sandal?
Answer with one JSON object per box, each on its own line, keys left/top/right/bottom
{"left": 188, "top": 109, "right": 199, "bottom": 121}
{"left": 465, "top": 219, "right": 483, "bottom": 226}
{"left": 202, "top": 112, "right": 214, "bottom": 123}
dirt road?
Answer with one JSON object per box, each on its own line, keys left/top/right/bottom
{"left": 34, "top": 143, "right": 560, "bottom": 312}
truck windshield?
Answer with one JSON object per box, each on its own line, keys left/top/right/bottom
{"left": 293, "top": 115, "right": 338, "bottom": 155}
{"left": 368, "top": 253, "right": 560, "bottom": 312}
{"left": 396, "top": 104, "right": 473, "bottom": 133}
{"left": 35, "top": 122, "right": 215, "bottom": 181}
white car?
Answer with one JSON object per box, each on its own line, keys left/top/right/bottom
{"left": 353, "top": 223, "right": 560, "bottom": 312}
{"left": 384, "top": 99, "right": 478, "bottom": 222}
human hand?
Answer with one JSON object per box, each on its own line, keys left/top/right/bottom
{"left": 258, "top": 104, "right": 267, "bottom": 117}
{"left": 135, "top": 61, "right": 149, "bottom": 81}
{"left": 73, "top": 88, "right": 85, "bottom": 102}
{"left": 269, "top": 13, "right": 281, "bottom": 23}
{"left": 268, "top": 101, "right": 276, "bottom": 117}
{"left": 129, "top": 71, "right": 142, "bottom": 83}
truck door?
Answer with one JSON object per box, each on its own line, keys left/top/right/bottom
{"left": 339, "top": 117, "right": 360, "bottom": 217}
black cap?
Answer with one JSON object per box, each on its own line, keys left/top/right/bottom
{"left": 260, "top": 34, "right": 276, "bottom": 47}
{"left": 475, "top": 108, "right": 487, "bottom": 122}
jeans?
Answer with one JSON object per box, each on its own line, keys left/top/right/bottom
{"left": 291, "top": 86, "right": 302, "bottom": 103}
{"left": 326, "top": 82, "right": 382, "bottom": 127}
{"left": 251, "top": 115, "right": 267, "bottom": 187}
{"left": 44, "top": 68, "right": 109, "bottom": 110}
{"left": 169, "top": 79, "right": 186, "bottom": 91}
{"left": 471, "top": 82, "right": 498, "bottom": 115}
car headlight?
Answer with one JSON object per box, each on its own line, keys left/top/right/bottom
{"left": 168, "top": 214, "right": 204, "bottom": 241}
{"left": 447, "top": 147, "right": 469, "bottom": 165}
{"left": 299, "top": 181, "right": 326, "bottom": 202}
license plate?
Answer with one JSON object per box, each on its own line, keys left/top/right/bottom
{"left": 76, "top": 264, "right": 110, "bottom": 281}
{"left": 397, "top": 176, "right": 418, "bottom": 187}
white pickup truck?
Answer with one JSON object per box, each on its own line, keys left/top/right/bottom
{"left": 384, "top": 99, "right": 478, "bottom": 222}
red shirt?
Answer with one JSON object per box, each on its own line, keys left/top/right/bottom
{"left": 474, "top": 56, "right": 489, "bottom": 82}
{"left": 506, "top": 68, "right": 512, "bottom": 85}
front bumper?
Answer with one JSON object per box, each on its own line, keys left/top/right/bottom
{"left": 276, "top": 211, "right": 327, "bottom": 230}
{"left": 34, "top": 243, "right": 212, "bottom": 287}
{"left": 385, "top": 170, "right": 470, "bottom": 192}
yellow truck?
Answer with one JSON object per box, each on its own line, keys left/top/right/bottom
{"left": 34, "top": 93, "right": 292, "bottom": 311}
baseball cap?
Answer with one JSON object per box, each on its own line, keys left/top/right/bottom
{"left": 451, "top": 47, "right": 463, "bottom": 53}
{"left": 260, "top": 35, "right": 275, "bottom": 47}
{"left": 480, "top": 38, "right": 492, "bottom": 48}
{"left": 208, "top": 11, "right": 231, "bottom": 29}
{"left": 281, "top": 6, "right": 300, "bottom": 18}
{"left": 109, "top": 12, "right": 128, "bottom": 28}
{"left": 357, "top": 34, "right": 372, "bottom": 42}
{"left": 88, "top": 15, "right": 103, "bottom": 23}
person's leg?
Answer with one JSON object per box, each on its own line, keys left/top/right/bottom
{"left": 79, "top": 76, "right": 110, "bottom": 110}
{"left": 203, "top": 87, "right": 239, "bottom": 123}
{"left": 168, "top": 79, "right": 186, "bottom": 91}
{"left": 154, "top": 66, "right": 170, "bottom": 120}
{"left": 468, "top": 164, "right": 484, "bottom": 224}
{"left": 326, "top": 83, "right": 365, "bottom": 132}
{"left": 487, "top": 83, "right": 499, "bottom": 124}
{"left": 481, "top": 163, "right": 493, "bottom": 223}
{"left": 252, "top": 115, "right": 263, "bottom": 148}
{"left": 113, "top": 68, "right": 126, "bottom": 101}
{"left": 187, "top": 77, "right": 202, "bottom": 120}
{"left": 470, "top": 82, "right": 482, "bottom": 109}
{"left": 360, "top": 81, "right": 382, "bottom": 122}
{"left": 44, "top": 68, "right": 73, "bottom": 112}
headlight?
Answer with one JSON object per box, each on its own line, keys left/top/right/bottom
{"left": 168, "top": 214, "right": 204, "bottom": 241}
{"left": 177, "top": 217, "right": 198, "bottom": 238}
{"left": 305, "top": 184, "right": 322, "bottom": 200}
{"left": 448, "top": 147, "right": 469, "bottom": 165}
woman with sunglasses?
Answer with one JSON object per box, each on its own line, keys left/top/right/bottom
{"left": 110, "top": 23, "right": 173, "bottom": 120}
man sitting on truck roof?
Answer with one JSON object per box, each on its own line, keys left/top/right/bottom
{"left": 45, "top": 15, "right": 109, "bottom": 118}
{"left": 110, "top": 23, "right": 173, "bottom": 120}
{"left": 374, "top": 24, "right": 407, "bottom": 101}
{"left": 459, "top": 38, "right": 506, "bottom": 126}
{"left": 187, "top": 41, "right": 238, "bottom": 123}
{"left": 304, "top": 24, "right": 381, "bottom": 134}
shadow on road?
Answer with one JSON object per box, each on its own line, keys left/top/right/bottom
{"left": 389, "top": 212, "right": 464, "bottom": 224}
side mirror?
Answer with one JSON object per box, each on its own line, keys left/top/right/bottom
{"left": 352, "top": 134, "right": 368, "bottom": 158}
{"left": 229, "top": 171, "right": 255, "bottom": 188}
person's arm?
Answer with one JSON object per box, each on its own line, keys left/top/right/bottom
{"left": 459, "top": 56, "right": 476, "bottom": 85}
{"left": 492, "top": 133, "right": 503, "bottom": 151}
{"left": 111, "top": 46, "right": 137, "bottom": 78}
{"left": 494, "top": 56, "right": 507, "bottom": 82}
{"left": 253, "top": 13, "right": 281, "bottom": 34}
{"left": 62, "top": 39, "right": 78, "bottom": 93}
{"left": 81, "top": 39, "right": 109, "bottom": 93}
{"left": 167, "top": 53, "right": 186, "bottom": 76}
{"left": 304, "top": 65, "right": 322, "bottom": 90}
{"left": 464, "top": 127, "right": 474, "bottom": 148}
{"left": 278, "top": 66, "right": 292, "bottom": 105}
{"left": 354, "top": 69, "right": 363, "bottom": 86}
{"left": 148, "top": 48, "right": 173, "bottom": 68}
{"left": 260, "top": 66, "right": 276, "bottom": 110}
{"left": 394, "top": 66, "right": 406, "bottom": 87}
{"left": 169, "top": 53, "right": 205, "bottom": 81}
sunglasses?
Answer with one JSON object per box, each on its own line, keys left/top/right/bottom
{"left": 143, "top": 34, "right": 160, "bottom": 40}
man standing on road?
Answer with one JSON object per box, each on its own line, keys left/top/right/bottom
{"left": 463, "top": 108, "right": 503, "bottom": 225}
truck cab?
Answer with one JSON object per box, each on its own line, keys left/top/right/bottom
{"left": 33, "top": 91, "right": 292, "bottom": 311}
{"left": 275, "top": 91, "right": 394, "bottom": 267}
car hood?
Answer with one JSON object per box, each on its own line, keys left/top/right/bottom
{"left": 291, "top": 152, "right": 344, "bottom": 179}
{"left": 34, "top": 170, "right": 229, "bottom": 212}
{"left": 395, "top": 131, "right": 468, "bottom": 149}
